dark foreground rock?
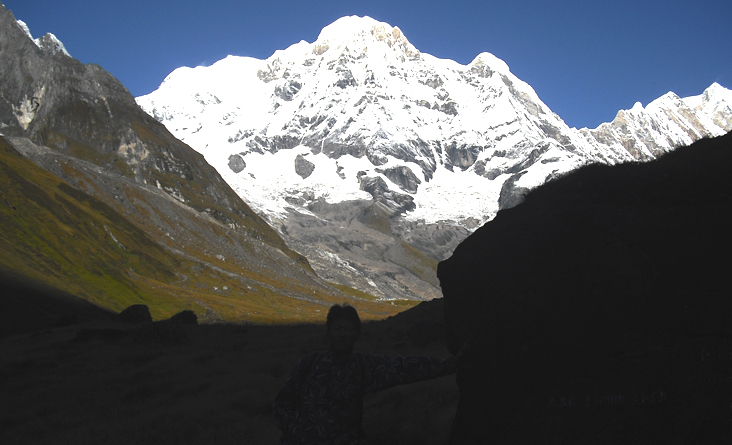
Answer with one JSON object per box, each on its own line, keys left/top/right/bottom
{"left": 117, "top": 304, "right": 153, "bottom": 323}
{"left": 169, "top": 310, "right": 198, "bottom": 325}
{"left": 74, "top": 328, "right": 130, "bottom": 343}
{"left": 131, "top": 320, "right": 188, "bottom": 343}
{"left": 438, "top": 131, "right": 732, "bottom": 444}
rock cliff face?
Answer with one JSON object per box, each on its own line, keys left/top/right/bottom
{"left": 438, "top": 131, "right": 732, "bottom": 444}
{"left": 0, "top": 5, "right": 253, "bottom": 231}
{"left": 137, "top": 15, "right": 732, "bottom": 302}
{"left": 0, "top": 4, "right": 403, "bottom": 322}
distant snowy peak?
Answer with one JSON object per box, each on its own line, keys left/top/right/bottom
{"left": 697, "top": 82, "right": 732, "bottom": 129}
{"left": 470, "top": 52, "right": 511, "bottom": 74}
{"left": 137, "top": 15, "right": 731, "bottom": 226}
{"left": 16, "top": 19, "right": 71, "bottom": 57}
{"left": 578, "top": 83, "right": 731, "bottom": 160}
{"left": 311, "top": 15, "right": 419, "bottom": 58}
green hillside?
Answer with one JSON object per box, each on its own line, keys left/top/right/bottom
{"left": 0, "top": 137, "right": 414, "bottom": 333}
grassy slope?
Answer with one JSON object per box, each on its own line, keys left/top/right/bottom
{"left": 0, "top": 137, "right": 415, "bottom": 332}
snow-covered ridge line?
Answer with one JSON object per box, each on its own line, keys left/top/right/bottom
{"left": 16, "top": 19, "right": 71, "bottom": 57}
{"left": 577, "top": 82, "right": 732, "bottom": 161}
{"left": 136, "top": 16, "right": 731, "bottom": 228}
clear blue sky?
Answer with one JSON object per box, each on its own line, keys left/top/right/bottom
{"left": 5, "top": 0, "right": 731, "bottom": 129}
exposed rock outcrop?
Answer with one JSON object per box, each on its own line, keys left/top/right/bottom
{"left": 359, "top": 176, "right": 415, "bottom": 214}
{"left": 295, "top": 154, "right": 315, "bottom": 179}
{"left": 376, "top": 165, "right": 421, "bottom": 193}
{"left": 439, "top": 131, "right": 732, "bottom": 444}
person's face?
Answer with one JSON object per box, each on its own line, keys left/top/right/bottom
{"left": 327, "top": 318, "right": 360, "bottom": 354}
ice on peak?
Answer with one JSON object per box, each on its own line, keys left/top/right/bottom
{"left": 631, "top": 101, "right": 644, "bottom": 112}
{"left": 316, "top": 16, "right": 386, "bottom": 42}
{"left": 647, "top": 92, "right": 683, "bottom": 111}
{"left": 470, "top": 52, "right": 510, "bottom": 73}
{"left": 314, "top": 15, "right": 417, "bottom": 54}
{"left": 37, "top": 33, "right": 71, "bottom": 57}
{"left": 16, "top": 19, "right": 34, "bottom": 41}
{"left": 703, "top": 82, "right": 731, "bottom": 102}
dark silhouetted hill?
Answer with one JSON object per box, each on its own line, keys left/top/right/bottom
{"left": 438, "top": 131, "right": 732, "bottom": 444}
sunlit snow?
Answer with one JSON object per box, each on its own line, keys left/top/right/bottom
{"left": 136, "top": 16, "right": 732, "bottom": 229}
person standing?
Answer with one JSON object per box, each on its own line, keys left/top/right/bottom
{"left": 274, "top": 304, "right": 458, "bottom": 445}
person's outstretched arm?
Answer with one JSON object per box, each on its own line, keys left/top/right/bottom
{"left": 360, "top": 353, "right": 457, "bottom": 393}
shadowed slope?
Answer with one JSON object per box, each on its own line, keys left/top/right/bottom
{"left": 439, "top": 131, "right": 732, "bottom": 444}
{"left": 0, "top": 268, "right": 115, "bottom": 336}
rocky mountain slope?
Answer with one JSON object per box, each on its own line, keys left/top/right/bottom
{"left": 137, "top": 16, "right": 732, "bottom": 301}
{"left": 0, "top": 4, "right": 411, "bottom": 326}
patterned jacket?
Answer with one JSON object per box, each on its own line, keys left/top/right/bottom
{"left": 273, "top": 349, "right": 457, "bottom": 445}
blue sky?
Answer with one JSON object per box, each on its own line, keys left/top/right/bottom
{"left": 6, "top": 0, "right": 731, "bottom": 129}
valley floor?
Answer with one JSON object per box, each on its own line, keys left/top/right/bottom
{"left": 0, "top": 301, "right": 457, "bottom": 445}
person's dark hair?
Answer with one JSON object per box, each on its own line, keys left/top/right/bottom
{"left": 326, "top": 304, "right": 361, "bottom": 333}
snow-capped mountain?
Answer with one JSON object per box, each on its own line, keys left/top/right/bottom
{"left": 138, "top": 16, "right": 730, "bottom": 224}
{"left": 578, "top": 83, "right": 732, "bottom": 159}
{"left": 137, "top": 16, "right": 732, "bottom": 301}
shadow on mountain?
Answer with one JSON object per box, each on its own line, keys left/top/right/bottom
{"left": 439, "top": 131, "right": 732, "bottom": 444}
{"left": 0, "top": 268, "right": 114, "bottom": 336}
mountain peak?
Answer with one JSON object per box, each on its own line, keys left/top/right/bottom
{"left": 36, "top": 32, "right": 71, "bottom": 57}
{"left": 316, "top": 15, "right": 389, "bottom": 41}
{"left": 15, "top": 19, "right": 70, "bottom": 57}
{"left": 704, "top": 82, "right": 732, "bottom": 103}
{"left": 314, "top": 15, "right": 419, "bottom": 57}
{"left": 470, "top": 52, "right": 510, "bottom": 74}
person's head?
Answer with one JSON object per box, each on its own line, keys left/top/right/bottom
{"left": 326, "top": 304, "right": 361, "bottom": 354}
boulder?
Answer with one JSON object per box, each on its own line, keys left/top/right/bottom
{"left": 438, "top": 132, "right": 732, "bottom": 444}
{"left": 116, "top": 304, "right": 152, "bottom": 323}
{"left": 169, "top": 310, "right": 198, "bottom": 325}
{"left": 227, "top": 153, "right": 246, "bottom": 173}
